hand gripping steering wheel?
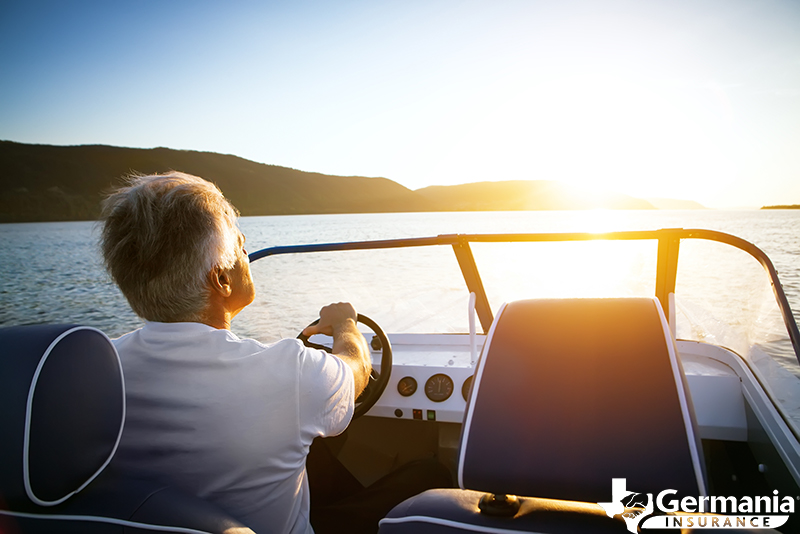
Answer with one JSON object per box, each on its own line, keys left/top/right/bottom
{"left": 297, "top": 314, "right": 392, "bottom": 418}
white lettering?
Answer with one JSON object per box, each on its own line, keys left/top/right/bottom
{"left": 781, "top": 496, "right": 795, "bottom": 513}
{"left": 657, "top": 489, "right": 679, "bottom": 512}
{"left": 605, "top": 480, "right": 795, "bottom": 527}
{"left": 640, "top": 514, "right": 789, "bottom": 530}
{"left": 710, "top": 495, "right": 736, "bottom": 513}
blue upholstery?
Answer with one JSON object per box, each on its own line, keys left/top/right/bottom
{"left": 379, "top": 488, "right": 627, "bottom": 534}
{"left": 460, "top": 298, "right": 705, "bottom": 501}
{"left": 0, "top": 324, "right": 250, "bottom": 534}
{"left": 380, "top": 298, "right": 707, "bottom": 534}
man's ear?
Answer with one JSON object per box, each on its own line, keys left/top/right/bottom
{"left": 208, "top": 266, "right": 233, "bottom": 298}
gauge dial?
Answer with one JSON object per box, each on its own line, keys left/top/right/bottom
{"left": 397, "top": 376, "right": 417, "bottom": 397}
{"left": 425, "top": 373, "right": 454, "bottom": 402}
{"left": 462, "top": 375, "right": 474, "bottom": 401}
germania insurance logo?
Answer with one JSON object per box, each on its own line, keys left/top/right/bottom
{"left": 598, "top": 478, "right": 793, "bottom": 532}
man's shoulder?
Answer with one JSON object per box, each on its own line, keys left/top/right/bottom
{"left": 237, "top": 336, "right": 305, "bottom": 356}
{"left": 112, "top": 322, "right": 289, "bottom": 354}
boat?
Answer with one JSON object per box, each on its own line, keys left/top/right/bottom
{"left": 2, "top": 228, "right": 799, "bottom": 533}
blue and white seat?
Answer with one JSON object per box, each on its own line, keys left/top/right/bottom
{"left": 0, "top": 324, "right": 251, "bottom": 534}
{"left": 379, "top": 298, "right": 707, "bottom": 533}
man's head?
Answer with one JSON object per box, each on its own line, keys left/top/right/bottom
{"left": 101, "top": 172, "right": 253, "bottom": 323}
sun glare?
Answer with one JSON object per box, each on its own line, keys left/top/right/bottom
{"left": 569, "top": 209, "right": 621, "bottom": 234}
{"left": 472, "top": 238, "right": 658, "bottom": 311}
{"left": 450, "top": 74, "right": 739, "bottom": 203}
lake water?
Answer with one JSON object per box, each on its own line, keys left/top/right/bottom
{"left": 5, "top": 208, "right": 800, "bottom": 435}
{"left": 1, "top": 209, "right": 798, "bottom": 367}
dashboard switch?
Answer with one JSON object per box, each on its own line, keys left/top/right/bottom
{"left": 413, "top": 409, "right": 422, "bottom": 420}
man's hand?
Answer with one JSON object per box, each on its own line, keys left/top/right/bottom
{"left": 303, "top": 303, "right": 371, "bottom": 396}
{"left": 302, "top": 302, "right": 357, "bottom": 337}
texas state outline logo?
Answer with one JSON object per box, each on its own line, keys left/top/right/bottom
{"left": 598, "top": 478, "right": 654, "bottom": 533}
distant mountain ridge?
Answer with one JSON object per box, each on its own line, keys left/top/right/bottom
{"left": 646, "top": 197, "right": 707, "bottom": 210}
{"left": 0, "top": 141, "right": 701, "bottom": 222}
{"left": 417, "top": 181, "right": 656, "bottom": 210}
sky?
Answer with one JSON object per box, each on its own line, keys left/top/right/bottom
{"left": 1, "top": 0, "right": 799, "bottom": 208}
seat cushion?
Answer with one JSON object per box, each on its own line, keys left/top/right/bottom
{"left": 378, "top": 488, "right": 629, "bottom": 533}
{"left": 0, "top": 466, "right": 253, "bottom": 533}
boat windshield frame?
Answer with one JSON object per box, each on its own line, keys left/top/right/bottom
{"left": 249, "top": 228, "right": 800, "bottom": 365}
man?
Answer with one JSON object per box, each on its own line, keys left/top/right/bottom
{"left": 101, "top": 172, "right": 371, "bottom": 533}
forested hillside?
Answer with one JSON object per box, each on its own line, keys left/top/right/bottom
{"left": 0, "top": 141, "right": 430, "bottom": 222}
{"left": 1, "top": 141, "right": 689, "bottom": 222}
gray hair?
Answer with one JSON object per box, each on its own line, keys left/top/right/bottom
{"left": 100, "top": 172, "right": 240, "bottom": 322}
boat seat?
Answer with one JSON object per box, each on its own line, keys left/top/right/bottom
{"left": 0, "top": 324, "right": 252, "bottom": 534}
{"left": 379, "top": 298, "right": 741, "bottom": 533}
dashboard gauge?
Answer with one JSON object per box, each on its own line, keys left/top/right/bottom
{"left": 397, "top": 376, "right": 417, "bottom": 397}
{"left": 462, "top": 375, "right": 474, "bottom": 401}
{"left": 425, "top": 374, "right": 454, "bottom": 402}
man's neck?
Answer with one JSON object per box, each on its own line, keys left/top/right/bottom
{"left": 199, "top": 306, "right": 233, "bottom": 330}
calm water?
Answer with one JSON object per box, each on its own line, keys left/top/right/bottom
{"left": 1, "top": 210, "right": 798, "bottom": 360}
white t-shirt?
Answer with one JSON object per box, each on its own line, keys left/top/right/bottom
{"left": 112, "top": 322, "right": 355, "bottom": 534}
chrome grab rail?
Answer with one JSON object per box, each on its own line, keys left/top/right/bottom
{"left": 249, "top": 229, "right": 800, "bottom": 365}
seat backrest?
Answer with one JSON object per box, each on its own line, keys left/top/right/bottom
{"left": 458, "top": 298, "right": 706, "bottom": 502}
{"left": 0, "top": 324, "right": 124, "bottom": 508}
{"left": 0, "top": 324, "right": 252, "bottom": 533}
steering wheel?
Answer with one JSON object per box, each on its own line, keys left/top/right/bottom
{"left": 297, "top": 314, "right": 392, "bottom": 418}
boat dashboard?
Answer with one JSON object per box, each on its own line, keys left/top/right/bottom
{"left": 321, "top": 331, "right": 781, "bottom": 450}
{"left": 367, "top": 333, "right": 482, "bottom": 423}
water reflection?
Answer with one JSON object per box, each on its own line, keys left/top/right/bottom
{"left": 1, "top": 210, "right": 798, "bottom": 351}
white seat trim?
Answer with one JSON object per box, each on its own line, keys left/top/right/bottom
{"left": 379, "top": 514, "right": 549, "bottom": 534}
{"left": 0, "top": 510, "right": 214, "bottom": 534}
{"left": 23, "top": 326, "right": 126, "bottom": 506}
{"left": 457, "top": 302, "right": 507, "bottom": 489}
{"left": 654, "top": 299, "right": 707, "bottom": 496}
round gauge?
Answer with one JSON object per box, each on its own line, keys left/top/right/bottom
{"left": 425, "top": 373, "right": 454, "bottom": 403}
{"left": 462, "top": 375, "right": 474, "bottom": 401}
{"left": 397, "top": 376, "right": 417, "bottom": 397}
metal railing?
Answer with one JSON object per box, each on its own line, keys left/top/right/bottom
{"left": 249, "top": 228, "right": 800, "bottom": 365}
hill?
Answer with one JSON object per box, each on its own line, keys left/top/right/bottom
{"left": 1, "top": 141, "right": 701, "bottom": 222}
{"left": 762, "top": 204, "right": 800, "bottom": 210}
{"left": 416, "top": 181, "right": 655, "bottom": 210}
{"left": 0, "top": 141, "right": 431, "bottom": 222}
{"left": 646, "top": 197, "right": 707, "bottom": 210}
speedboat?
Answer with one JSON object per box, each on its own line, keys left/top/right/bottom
{"left": 2, "top": 228, "right": 799, "bottom": 533}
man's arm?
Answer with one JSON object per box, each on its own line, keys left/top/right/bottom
{"left": 301, "top": 302, "right": 371, "bottom": 396}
